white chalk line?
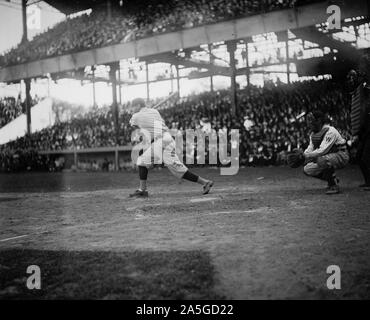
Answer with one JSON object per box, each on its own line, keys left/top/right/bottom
{"left": 0, "top": 234, "right": 29, "bottom": 242}
{"left": 0, "top": 186, "right": 259, "bottom": 200}
{"left": 190, "top": 197, "right": 218, "bottom": 203}
{"left": 126, "top": 195, "right": 222, "bottom": 211}
{"left": 0, "top": 215, "right": 129, "bottom": 244}
{"left": 207, "top": 207, "right": 272, "bottom": 215}
{"left": 0, "top": 204, "right": 273, "bottom": 244}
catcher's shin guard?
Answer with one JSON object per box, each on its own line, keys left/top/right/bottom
{"left": 321, "top": 167, "right": 336, "bottom": 186}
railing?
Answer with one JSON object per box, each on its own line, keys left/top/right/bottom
{"left": 38, "top": 145, "right": 133, "bottom": 171}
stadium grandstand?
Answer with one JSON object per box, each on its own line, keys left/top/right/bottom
{"left": 0, "top": 0, "right": 369, "bottom": 172}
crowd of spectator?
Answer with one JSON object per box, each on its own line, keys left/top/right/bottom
{"left": 0, "top": 79, "right": 351, "bottom": 172}
{"left": 161, "top": 80, "right": 351, "bottom": 166}
{"left": 0, "top": 0, "right": 323, "bottom": 67}
{"left": 0, "top": 96, "right": 23, "bottom": 129}
{"left": 0, "top": 95, "right": 41, "bottom": 129}
{"left": 0, "top": 145, "right": 54, "bottom": 172}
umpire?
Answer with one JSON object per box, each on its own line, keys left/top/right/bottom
{"left": 347, "top": 54, "right": 370, "bottom": 190}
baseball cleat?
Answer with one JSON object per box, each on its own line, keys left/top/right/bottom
{"left": 129, "top": 189, "right": 149, "bottom": 198}
{"left": 325, "top": 184, "right": 340, "bottom": 195}
{"left": 203, "top": 180, "right": 214, "bottom": 195}
{"left": 326, "top": 178, "right": 339, "bottom": 190}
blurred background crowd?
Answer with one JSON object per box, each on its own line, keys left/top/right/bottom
{"left": 0, "top": 96, "right": 23, "bottom": 128}
{"left": 0, "top": 79, "right": 351, "bottom": 172}
{"left": 0, "top": 95, "right": 42, "bottom": 129}
{"left": 0, "top": 0, "right": 322, "bottom": 67}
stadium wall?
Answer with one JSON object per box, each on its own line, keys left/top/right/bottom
{"left": 39, "top": 146, "right": 133, "bottom": 171}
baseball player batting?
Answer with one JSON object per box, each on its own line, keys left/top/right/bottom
{"left": 128, "top": 97, "right": 214, "bottom": 198}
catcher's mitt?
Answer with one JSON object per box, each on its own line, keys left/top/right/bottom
{"left": 287, "top": 149, "right": 305, "bottom": 168}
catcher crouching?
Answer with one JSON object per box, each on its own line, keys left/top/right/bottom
{"left": 288, "top": 111, "right": 349, "bottom": 194}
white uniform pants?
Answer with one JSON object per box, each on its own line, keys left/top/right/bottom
{"left": 137, "top": 132, "right": 188, "bottom": 179}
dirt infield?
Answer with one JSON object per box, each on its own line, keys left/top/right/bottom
{"left": 1, "top": 166, "right": 370, "bottom": 299}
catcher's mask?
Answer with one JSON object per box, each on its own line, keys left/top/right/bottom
{"left": 307, "top": 111, "right": 327, "bottom": 132}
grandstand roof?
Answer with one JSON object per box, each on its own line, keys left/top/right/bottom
{"left": 43, "top": 0, "right": 105, "bottom": 15}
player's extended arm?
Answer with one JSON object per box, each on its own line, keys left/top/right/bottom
{"left": 129, "top": 113, "right": 138, "bottom": 127}
{"left": 304, "top": 137, "right": 314, "bottom": 155}
{"left": 129, "top": 114, "right": 142, "bottom": 144}
{"left": 304, "top": 131, "right": 337, "bottom": 160}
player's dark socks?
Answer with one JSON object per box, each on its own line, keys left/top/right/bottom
{"left": 139, "top": 166, "right": 148, "bottom": 180}
{"left": 322, "top": 167, "right": 336, "bottom": 186}
{"left": 327, "top": 174, "right": 338, "bottom": 187}
{"left": 182, "top": 170, "right": 199, "bottom": 183}
{"left": 182, "top": 170, "right": 212, "bottom": 193}
{"left": 324, "top": 166, "right": 339, "bottom": 194}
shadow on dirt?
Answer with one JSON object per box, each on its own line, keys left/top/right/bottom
{"left": 0, "top": 197, "right": 21, "bottom": 202}
{"left": 0, "top": 248, "right": 225, "bottom": 300}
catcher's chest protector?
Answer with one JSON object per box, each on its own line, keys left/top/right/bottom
{"left": 311, "top": 127, "right": 330, "bottom": 149}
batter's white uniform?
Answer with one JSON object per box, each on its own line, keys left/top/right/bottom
{"left": 130, "top": 107, "right": 188, "bottom": 179}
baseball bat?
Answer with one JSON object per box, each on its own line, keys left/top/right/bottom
{"left": 290, "top": 111, "right": 306, "bottom": 123}
{"left": 151, "top": 91, "right": 179, "bottom": 110}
